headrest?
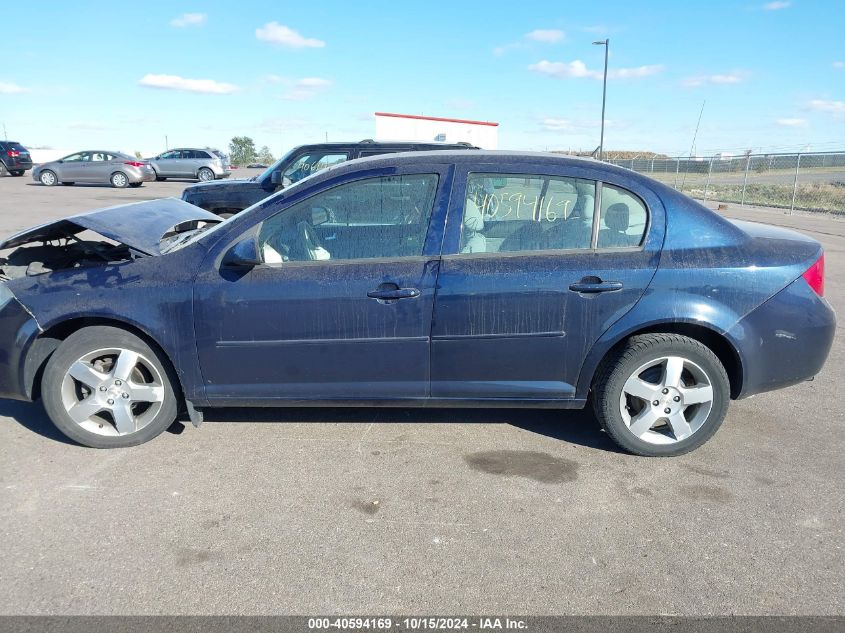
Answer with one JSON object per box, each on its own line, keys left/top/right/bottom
{"left": 464, "top": 198, "right": 484, "bottom": 233}
{"left": 604, "top": 203, "right": 629, "bottom": 232}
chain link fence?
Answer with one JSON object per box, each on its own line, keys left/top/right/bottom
{"left": 604, "top": 151, "right": 845, "bottom": 214}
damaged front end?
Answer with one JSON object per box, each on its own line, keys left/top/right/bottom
{"left": 0, "top": 198, "right": 222, "bottom": 280}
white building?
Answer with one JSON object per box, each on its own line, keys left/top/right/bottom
{"left": 374, "top": 112, "right": 499, "bottom": 149}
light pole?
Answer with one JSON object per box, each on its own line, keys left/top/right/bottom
{"left": 593, "top": 39, "right": 609, "bottom": 161}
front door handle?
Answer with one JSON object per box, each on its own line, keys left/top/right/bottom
{"left": 569, "top": 278, "right": 624, "bottom": 294}
{"left": 367, "top": 287, "right": 420, "bottom": 300}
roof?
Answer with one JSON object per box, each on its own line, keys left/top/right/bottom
{"left": 374, "top": 112, "right": 499, "bottom": 127}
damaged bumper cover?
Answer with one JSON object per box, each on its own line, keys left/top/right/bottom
{"left": 0, "top": 285, "right": 43, "bottom": 401}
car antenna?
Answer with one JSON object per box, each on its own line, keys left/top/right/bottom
{"left": 681, "top": 100, "right": 706, "bottom": 191}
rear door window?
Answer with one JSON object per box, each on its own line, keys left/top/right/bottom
{"left": 596, "top": 184, "right": 648, "bottom": 248}
{"left": 459, "top": 173, "right": 596, "bottom": 254}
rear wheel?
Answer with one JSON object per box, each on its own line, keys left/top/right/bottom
{"left": 592, "top": 333, "right": 730, "bottom": 457}
{"left": 110, "top": 172, "right": 129, "bottom": 188}
{"left": 40, "top": 170, "right": 58, "bottom": 186}
{"left": 11, "top": 170, "right": 24, "bottom": 177}
{"left": 197, "top": 167, "right": 214, "bottom": 182}
{"left": 41, "top": 326, "right": 179, "bottom": 448}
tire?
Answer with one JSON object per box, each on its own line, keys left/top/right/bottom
{"left": 39, "top": 170, "right": 58, "bottom": 186}
{"left": 592, "top": 333, "right": 730, "bottom": 457}
{"left": 11, "top": 171, "right": 24, "bottom": 177}
{"left": 217, "top": 211, "right": 235, "bottom": 219}
{"left": 197, "top": 167, "right": 214, "bottom": 182}
{"left": 41, "top": 326, "right": 179, "bottom": 448}
{"left": 110, "top": 172, "right": 129, "bottom": 188}
{"left": 129, "top": 182, "right": 143, "bottom": 188}
{"left": 155, "top": 176, "right": 166, "bottom": 181}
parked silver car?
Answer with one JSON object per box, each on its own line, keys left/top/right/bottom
{"left": 32, "top": 151, "right": 155, "bottom": 188}
{"left": 147, "top": 148, "right": 231, "bottom": 182}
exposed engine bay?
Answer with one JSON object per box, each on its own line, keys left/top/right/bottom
{"left": 0, "top": 237, "right": 136, "bottom": 280}
{"left": 0, "top": 198, "right": 224, "bottom": 281}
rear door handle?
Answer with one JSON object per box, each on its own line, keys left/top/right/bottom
{"left": 367, "top": 287, "right": 420, "bottom": 300}
{"left": 569, "top": 279, "right": 624, "bottom": 293}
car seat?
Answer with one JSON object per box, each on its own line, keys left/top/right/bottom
{"left": 461, "top": 198, "right": 487, "bottom": 253}
{"left": 598, "top": 203, "right": 634, "bottom": 247}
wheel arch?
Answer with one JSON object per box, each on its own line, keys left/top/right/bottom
{"left": 582, "top": 321, "right": 744, "bottom": 400}
{"left": 24, "top": 316, "right": 186, "bottom": 405}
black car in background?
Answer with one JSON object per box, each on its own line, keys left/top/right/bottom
{"left": 0, "top": 141, "right": 33, "bottom": 176}
{"left": 181, "top": 139, "right": 476, "bottom": 216}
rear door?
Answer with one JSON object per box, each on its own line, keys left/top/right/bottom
{"left": 430, "top": 162, "right": 665, "bottom": 400}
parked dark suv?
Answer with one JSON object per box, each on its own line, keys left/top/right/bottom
{"left": 0, "top": 141, "right": 33, "bottom": 176}
{"left": 181, "top": 139, "right": 476, "bottom": 216}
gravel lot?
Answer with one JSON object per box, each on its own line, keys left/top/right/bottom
{"left": 0, "top": 172, "right": 842, "bottom": 615}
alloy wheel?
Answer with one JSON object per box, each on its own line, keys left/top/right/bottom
{"left": 618, "top": 355, "right": 714, "bottom": 445}
{"left": 60, "top": 347, "right": 166, "bottom": 436}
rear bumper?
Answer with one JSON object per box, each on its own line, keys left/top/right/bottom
{"left": 729, "top": 277, "right": 836, "bottom": 398}
{"left": 128, "top": 168, "right": 156, "bottom": 183}
{"left": 2, "top": 160, "right": 32, "bottom": 172}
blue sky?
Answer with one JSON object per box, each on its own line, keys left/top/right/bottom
{"left": 2, "top": 0, "right": 843, "bottom": 157}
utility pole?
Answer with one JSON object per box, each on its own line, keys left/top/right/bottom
{"left": 593, "top": 38, "right": 609, "bottom": 161}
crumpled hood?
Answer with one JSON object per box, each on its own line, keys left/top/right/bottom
{"left": 0, "top": 197, "right": 221, "bottom": 256}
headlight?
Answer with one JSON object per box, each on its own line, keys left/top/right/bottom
{"left": 0, "top": 283, "right": 16, "bottom": 312}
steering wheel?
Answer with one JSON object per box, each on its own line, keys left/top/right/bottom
{"left": 296, "top": 221, "right": 325, "bottom": 260}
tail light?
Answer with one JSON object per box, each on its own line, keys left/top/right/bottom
{"left": 123, "top": 161, "right": 146, "bottom": 167}
{"left": 7, "top": 150, "right": 20, "bottom": 158}
{"left": 802, "top": 253, "right": 825, "bottom": 297}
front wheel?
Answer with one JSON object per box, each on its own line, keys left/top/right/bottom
{"left": 592, "top": 333, "right": 730, "bottom": 457}
{"left": 41, "top": 326, "right": 179, "bottom": 448}
{"left": 197, "top": 167, "right": 214, "bottom": 182}
{"left": 40, "top": 170, "right": 58, "bottom": 186}
{"left": 110, "top": 172, "right": 129, "bottom": 188}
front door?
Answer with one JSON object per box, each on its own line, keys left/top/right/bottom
{"left": 430, "top": 164, "right": 664, "bottom": 400}
{"left": 58, "top": 152, "right": 89, "bottom": 181}
{"left": 193, "top": 165, "right": 452, "bottom": 403}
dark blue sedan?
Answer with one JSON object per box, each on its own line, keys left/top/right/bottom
{"left": 0, "top": 151, "right": 835, "bottom": 455}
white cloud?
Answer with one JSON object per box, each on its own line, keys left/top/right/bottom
{"left": 0, "top": 81, "right": 29, "bottom": 94}
{"left": 809, "top": 99, "right": 845, "bottom": 114}
{"left": 540, "top": 118, "right": 574, "bottom": 131}
{"left": 264, "top": 74, "right": 285, "bottom": 84}
{"left": 138, "top": 74, "right": 239, "bottom": 94}
{"left": 525, "top": 29, "right": 564, "bottom": 43}
{"left": 256, "top": 22, "right": 325, "bottom": 48}
{"left": 776, "top": 117, "right": 808, "bottom": 128}
{"left": 282, "top": 77, "right": 332, "bottom": 100}
{"left": 529, "top": 59, "right": 663, "bottom": 80}
{"left": 170, "top": 13, "right": 207, "bottom": 27}
{"left": 763, "top": 1, "right": 790, "bottom": 9}
{"left": 833, "top": 61, "right": 845, "bottom": 69}
{"left": 682, "top": 72, "right": 747, "bottom": 87}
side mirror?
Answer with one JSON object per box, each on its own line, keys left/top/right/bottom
{"left": 270, "top": 171, "right": 284, "bottom": 187}
{"left": 222, "top": 236, "right": 261, "bottom": 268}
